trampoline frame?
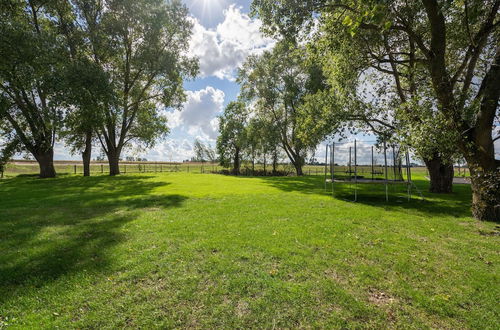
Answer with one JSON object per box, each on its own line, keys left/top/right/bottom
{"left": 324, "top": 140, "right": 413, "bottom": 202}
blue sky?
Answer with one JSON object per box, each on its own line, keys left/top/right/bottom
{"left": 55, "top": 0, "right": 270, "bottom": 162}
{"left": 51, "top": 0, "right": 498, "bottom": 162}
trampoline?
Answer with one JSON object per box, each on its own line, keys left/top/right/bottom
{"left": 324, "top": 140, "right": 420, "bottom": 201}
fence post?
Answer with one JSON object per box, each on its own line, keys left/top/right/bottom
{"left": 74, "top": 165, "right": 77, "bottom": 174}
{"left": 101, "top": 164, "right": 103, "bottom": 173}
{"left": 124, "top": 165, "right": 127, "bottom": 173}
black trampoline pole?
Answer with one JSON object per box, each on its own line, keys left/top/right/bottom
{"left": 354, "top": 140, "right": 357, "bottom": 202}
{"left": 324, "top": 144, "right": 328, "bottom": 191}
{"left": 349, "top": 147, "right": 352, "bottom": 177}
{"left": 331, "top": 143, "right": 335, "bottom": 195}
{"left": 384, "top": 141, "right": 388, "bottom": 202}
{"left": 371, "top": 145, "right": 374, "bottom": 180}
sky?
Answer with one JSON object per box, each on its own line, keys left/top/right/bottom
{"left": 50, "top": 0, "right": 498, "bottom": 163}
{"left": 51, "top": 0, "right": 272, "bottom": 162}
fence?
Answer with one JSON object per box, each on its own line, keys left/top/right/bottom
{"left": 2, "top": 161, "right": 331, "bottom": 178}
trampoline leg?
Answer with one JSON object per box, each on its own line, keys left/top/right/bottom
{"left": 324, "top": 144, "right": 328, "bottom": 191}
{"left": 331, "top": 144, "right": 335, "bottom": 196}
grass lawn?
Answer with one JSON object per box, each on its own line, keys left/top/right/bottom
{"left": 0, "top": 171, "right": 498, "bottom": 328}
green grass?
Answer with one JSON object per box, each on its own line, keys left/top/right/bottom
{"left": 0, "top": 171, "right": 498, "bottom": 328}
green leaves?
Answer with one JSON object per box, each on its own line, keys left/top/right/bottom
{"left": 217, "top": 101, "right": 248, "bottom": 169}
{"left": 342, "top": 15, "right": 353, "bottom": 26}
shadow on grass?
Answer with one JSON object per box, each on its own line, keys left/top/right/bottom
{"left": 239, "top": 175, "right": 472, "bottom": 218}
{"left": 0, "top": 175, "right": 187, "bottom": 295}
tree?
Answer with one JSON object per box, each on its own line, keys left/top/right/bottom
{"left": 0, "top": 1, "right": 67, "bottom": 178}
{"left": 238, "top": 41, "right": 327, "bottom": 176}
{"left": 193, "top": 139, "right": 216, "bottom": 163}
{"left": 50, "top": 2, "right": 114, "bottom": 177}
{"left": 193, "top": 139, "right": 205, "bottom": 162}
{"left": 244, "top": 118, "right": 263, "bottom": 173}
{"left": 254, "top": 0, "right": 457, "bottom": 193}
{"left": 302, "top": 40, "right": 458, "bottom": 193}
{"left": 59, "top": 60, "right": 113, "bottom": 176}
{"left": 75, "top": 0, "right": 198, "bottom": 175}
{"left": 217, "top": 101, "right": 248, "bottom": 175}
{"left": 418, "top": 0, "right": 499, "bottom": 220}
{"left": 0, "top": 131, "right": 20, "bottom": 178}
{"left": 259, "top": 117, "right": 283, "bottom": 174}
{"left": 203, "top": 144, "right": 217, "bottom": 163}
{"left": 252, "top": 0, "right": 500, "bottom": 221}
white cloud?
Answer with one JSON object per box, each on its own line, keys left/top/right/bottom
{"left": 144, "top": 138, "right": 195, "bottom": 162}
{"left": 168, "top": 86, "right": 225, "bottom": 141}
{"left": 189, "top": 5, "right": 275, "bottom": 80}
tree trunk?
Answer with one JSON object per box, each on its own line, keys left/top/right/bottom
{"left": 35, "top": 149, "right": 56, "bottom": 178}
{"left": 107, "top": 148, "right": 121, "bottom": 176}
{"left": 423, "top": 155, "right": 454, "bottom": 193}
{"left": 272, "top": 151, "right": 278, "bottom": 174}
{"left": 469, "top": 167, "right": 500, "bottom": 222}
{"left": 82, "top": 131, "right": 92, "bottom": 177}
{"left": 233, "top": 147, "right": 240, "bottom": 175}
{"left": 292, "top": 153, "right": 304, "bottom": 176}
{"left": 294, "top": 162, "right": 303, "bottom": 176}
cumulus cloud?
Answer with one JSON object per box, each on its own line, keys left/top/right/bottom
{"left": 189, "top": 5, "right": 275, "bottom": 80}
{"left": 168, "top": 86, "right": 225, "bottom": 140}
{"left": 144, "top": 138, "right": 195, "bottom": 162}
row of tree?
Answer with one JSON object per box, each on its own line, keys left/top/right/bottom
{"left": 217, "top": 101, "right": 284, "bottom": 175}
{"left": 217, "top": 0, "right": 499, "bottom": 221}
{"left": 0, "top": 0, "right": 197, "bottom": 177}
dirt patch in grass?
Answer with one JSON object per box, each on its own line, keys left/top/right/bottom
{"left": 323, "top": 268, "right": 348, "bottom": 285}
{"left": 236, "top": 300, "right": 250, "bottom": 318}
{"left": 367, "top": 288, "right": 395, "bottom": 306}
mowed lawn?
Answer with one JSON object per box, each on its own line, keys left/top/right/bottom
{"left": 0, "top": 172, "right": 498, "bottom": 328}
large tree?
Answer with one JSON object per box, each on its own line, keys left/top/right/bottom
{"left": 59, "top": 61, "right": 112, "bottom": 176}
{"left": 51, "top": 1, "right": 113, "bottom": 177}
{"left": 0, "top": 1, "right": 67, "bottom": 178}
{"left": 238, "top": 41, "right": 327, "bottom": 176}
{"left": 253, "top": 0, "right": 500, "bottom": 221}
{"left": 75, "top": 0, "right": 198, "bottom": 175}
{"left": 217, "top": 101, "right": 248, "bottom": 175}
{"left": 302, "top": 33, "right": 458, "bottom": 193}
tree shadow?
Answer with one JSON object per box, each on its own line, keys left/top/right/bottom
{"left": 0, "top": 175, "right": 187, "bottom": 300}
{"left": 242, "top": 175, "right": 472, "bottom": 218}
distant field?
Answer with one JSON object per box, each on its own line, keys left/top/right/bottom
{"left": 3, "top": 160, "right": 458, "bottom": 179}
{"left": 0, "top": 170, "right": 497, "bottom": 328}
{"left": 3, "top": 162, "right": 330, "bottom": 177}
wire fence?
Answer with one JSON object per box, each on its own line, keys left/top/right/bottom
{"left": 2, "top": 161, "right": 460, "bottom": 179}
{"left": 2, "top": 162, "right": 332, "bottom": 178}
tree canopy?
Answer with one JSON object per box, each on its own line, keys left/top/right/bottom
{"left": 238, "top": 41, "right": 328, "bottom": 175}
{"left": 252, "top": 0, "right": 500, "bottom": 221}
{"left": 217, "top": 101, "right": 248, "bottom": 175}
{"left": 0, "top": 0, "right": 198, "bottom": 177}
